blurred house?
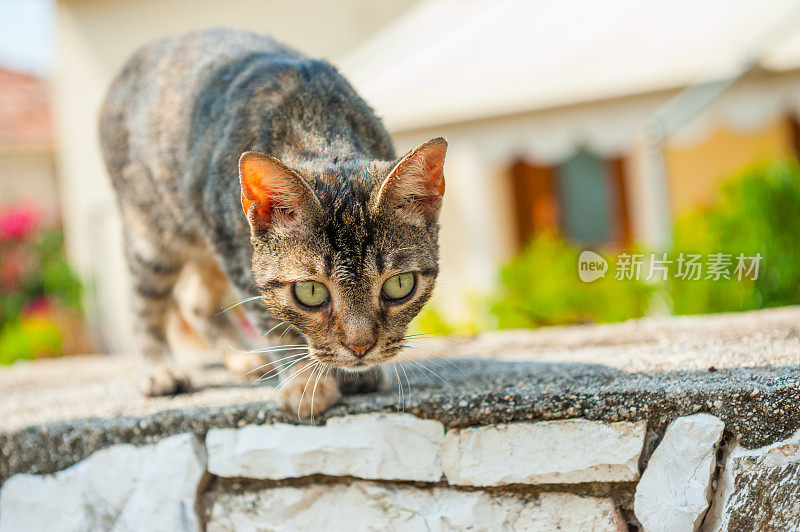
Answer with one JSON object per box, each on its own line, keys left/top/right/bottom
{"left": 340, "top": 0, "right": 800, "bottom": 318}
{"left": 53, "top": 0, "right": 800, "bottom": 348}
{"left": 0, "top": 69, "right": 58, "bottom": 225}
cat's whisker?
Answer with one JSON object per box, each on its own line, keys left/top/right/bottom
{"left": 245, "top": 345, "right": 308, "bottom": 354}
{"left": 274, "top": 361, "right": 315, "bottom": 392}
{"left": 266, "top": 350, "right": 309, "bottom": 363}
{"left": 402, "top": 360, "right": 434, "bottom": 385}
{"left": 310, "top": 364, "right": 326, "bottom": 425}
{"left": 407, "top": 359, "right": 453, "bottom": 390}
{"left": 297, "top": 362, "right": 320, "bottom": 420}
{"left": 251, "top": 357, "right": 300, "bottom": 381}
{"left": 260, "top": 321, "right": 288, "bottom": 339}
{"left": 277, "top": 324, "right": 294, "bottom": 342}
{"left": 398, "top": 361, "right": 412, "bottom": 396}
{"left": 256, "top": 362, "right": 300, "bottom": 383}
{"left": 257, "top": 356, "right": 309, "bottom": 382}
{"left": 246, "top": 352, "right": 308, "bottom": 377}
{"left": 391, "top": 363, "right": 404, "bottom": 412}
{"left": 398, "top": 348, "right": 451, "bottom": 371}
{"left": 216, "top": 295, "right": 263, "bottom": 315}
{"left": 403, "top": 333, "right": 472, "bottom": 345}
{"left": 429, "top": 353, "right": 468, "bottom": 377}
{"left": 229, "top": 344, "right": 307, "bottom": 354}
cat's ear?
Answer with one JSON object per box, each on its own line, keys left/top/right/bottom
{"left": 239, "top": 151, "right": 317, "bottom": 232}
{"left": 375, "top": 137, "right": 447, "bottom": 226}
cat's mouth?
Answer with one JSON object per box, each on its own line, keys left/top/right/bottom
{"left": 306, "top": 344, "right": 398, "bottom": 371}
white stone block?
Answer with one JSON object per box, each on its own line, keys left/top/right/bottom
{"left": 206, "top": 413, "right": 445, "bottom": 481}
{"left": 442, "top": 419, "right": 645, "bottom": 486}
{"left": 0, "top": 433, "right": 206, "bottom": 532}
{"left": 704, "top": 429, "right": 800, "bottom": 531}
{"left": 207, "top": 481, "right": 623, "bottom": 532}
{"left": 633, "top": 413, "right": 724, "bottom": 532}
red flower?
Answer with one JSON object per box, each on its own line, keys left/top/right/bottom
{"left": 0, "top": 205, "right": 39, "bottom": 241}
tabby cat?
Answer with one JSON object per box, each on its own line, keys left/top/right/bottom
{"left": 99, "top": 28, "right": 447, "bottom": 417}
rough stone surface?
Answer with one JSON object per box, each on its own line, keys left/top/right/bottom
{"left": 705, "top": 429, "right": 800, "bottom": 531}
{"left": 634, "top": 414, "right": 725, "bottom": 532}
{"left": 206, "top": 481, "right": 623, "bottom": 531}
{"left": 0, "top": 433, "right": 205, "bottom": 532}
{"left": 4, "top": 359, "right": 800, "bottom": 485}
{"left": 442, "top": 419, "right": 645, "bottom": 486}
{"left": 2, "top": 307, "right": 800, "bottom": 484}
{"left": 206, "top": 413, "right": 444, "bottom": 481}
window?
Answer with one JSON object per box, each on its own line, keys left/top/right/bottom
{"left": 510, "top": 149, "right": 631, "bottom": 248}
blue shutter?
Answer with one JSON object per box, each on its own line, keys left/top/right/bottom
{"left": 555, "top": 150, "right": 612, "bottom": 244}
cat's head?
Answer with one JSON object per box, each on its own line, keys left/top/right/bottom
{"left": 239, "top": 138, "right": 447, "bottom": 371}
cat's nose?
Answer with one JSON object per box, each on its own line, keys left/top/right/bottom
{"left": 345, "top": 342, "right": 375, "bottom": 358}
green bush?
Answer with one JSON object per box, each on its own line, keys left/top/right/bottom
{"left": 0, "top": 317, "right": 62, "bottom": 365}
{"left": 415, "top": 158, "right": 800, "bottom": 335}
{"left": 489, "top": 232, "right": 654, "bottom": 328}
{"left": 670, "top": 158, "right": 800, "bottom": 314}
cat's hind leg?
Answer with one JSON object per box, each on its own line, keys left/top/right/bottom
{"left": 174, "top": 260, "right": 271, "bottom": 378}
{"left": 123, "top": 227, "right": 190, "bottom": 396}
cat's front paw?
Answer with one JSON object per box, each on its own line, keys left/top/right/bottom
{"left": 277, "top": 372, "right": 341, "bottom": 419}
{"left": 140, "top": 365, "right": 192, "bottom": 396}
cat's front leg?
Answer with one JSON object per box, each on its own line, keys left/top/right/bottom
{"left": 125, "top": 236, "right": 191, "bottom": 396}
{"left": 276, "top": 363, "right": 341, "bottom": 419}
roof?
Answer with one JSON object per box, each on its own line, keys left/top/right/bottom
{"left": 340, "top": 0, "right": 800, "bottom": 131}
{"left": 0, "top": 68, "right": 53, "bottom": 152}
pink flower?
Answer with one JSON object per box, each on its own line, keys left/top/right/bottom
{"left": 0, "top": 205, "right": 39, "bottom": 241}
{"left": 24, "top": 297, "right": 51, "bottom": 317}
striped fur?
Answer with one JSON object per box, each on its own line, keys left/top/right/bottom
{"left": 100, "top": 28, "right": 446, "bottom": 415}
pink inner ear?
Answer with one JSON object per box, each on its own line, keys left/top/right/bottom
{"left": 414, "top": 142, "right": 446, "bottom": 199}
{"left": 240, "top": 154, "right": 305, "bottom": 228}
{"left": 423, "top": 160, "right": 446, "bottom": 197}
{"left": 241, "top": 158, "right": 278, "bottom": 223}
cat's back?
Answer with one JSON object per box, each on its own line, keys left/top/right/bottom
{"left": 102, "top": 27, "right": 300, "bottom": 115}
{"left": 99, "top": 28, "right": 301, "bottom": 182}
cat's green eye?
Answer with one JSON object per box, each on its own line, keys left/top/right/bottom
{"left": 294, "top": 281, "right": 330, "bottom": 307}
{"left": 382, "top": 273, "right": 415, "bottom": 301}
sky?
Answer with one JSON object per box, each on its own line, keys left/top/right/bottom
{"left": 0, "top": 0, "right": 53, "bottom": 75}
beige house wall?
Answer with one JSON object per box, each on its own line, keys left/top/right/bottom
{"left": 0, "top": 151, "right": 60, "bottom": 226}
{"left": 664, "top": 118, "right": 795, "bottom": 216}
{"left": 53, "top": 0, "right": 418, "bottom": 351}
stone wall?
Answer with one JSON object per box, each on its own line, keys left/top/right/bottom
{"left": 3, "top": 308, "right": 800, "bottom": 530}
{"left": 2, "top": 411, "right": 799, "bottom": 531}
